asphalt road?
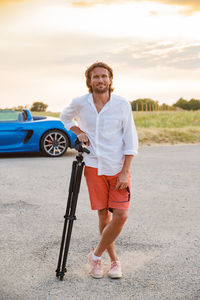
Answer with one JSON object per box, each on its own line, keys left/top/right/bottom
{"left": 0, "top": 144, "right": 200, "bottom": 300}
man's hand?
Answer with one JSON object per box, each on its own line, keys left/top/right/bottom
{"left": 70, "top": 126, "right": 90, "bottom": 146}
{"left": 115, "top": 172, "right": 129, "bottom": 190}
{"left": 114, "top": 155, "right": 133, "bottom": 190}
{"left": 77, "top": 132, "right": 90, "bottom": 146}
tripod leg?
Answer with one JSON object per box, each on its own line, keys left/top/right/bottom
{"left": 56, "top": 161, "right": 77, "bottom": 277}
{"left": 59, "top": 161, "right": 84, "bottom": 280}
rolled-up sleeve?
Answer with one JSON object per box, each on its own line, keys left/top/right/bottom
{"left": 60, "top": 98, "right": 79, "bottom": 130}
{"left": 122, "top": 102, "right": 138, "bottom": 156}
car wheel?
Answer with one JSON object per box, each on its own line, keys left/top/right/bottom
{"left": 40, "top": 130, "right": 69, "bottom": 157}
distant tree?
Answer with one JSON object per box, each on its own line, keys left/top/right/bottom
{"left": 13, "top": 105, "right": 24, "bottom": 111}
{"left": 187, "top": 99, "right": 200, "bottom": 110}
{"left": 173, "top": 98, "right": 200, "bottom": 110}
{"left": 31, "top": 101, "right": 48, "bottom": 112}
{"left": 160, "top": 103, "right": 174, "bottom": 110}
{"left": 131, "top": 98, "right": 159, "bottom": 111}
{"left": 173, "top": 98, "right": 189, "bottom": 110}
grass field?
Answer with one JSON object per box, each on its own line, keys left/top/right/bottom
{"left": 133, "top": 110, "right": 200, "bottom": 145}
{"left": 133, "top": 110, "right": 200, "bottom": 128}
{"left": 32, "top": 110, "right": 200, "bottom": 145}
{"left": 32, "top": 111, "right": 60, "bottom": 118}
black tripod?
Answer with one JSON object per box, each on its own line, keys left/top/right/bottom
{"left": 56, "top": 139, "right": 90, "bottom": 281}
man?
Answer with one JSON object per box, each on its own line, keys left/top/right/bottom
{"left": 60, "top": 62, "right": 138, "bottom": 279}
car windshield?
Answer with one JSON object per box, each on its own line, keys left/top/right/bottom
{"left": 0, "top": 110, "right": 24, "bottom": 122}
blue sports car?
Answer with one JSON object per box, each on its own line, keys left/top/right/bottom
{"left": 0, "top": 109, "right": 76, "bottom": 157}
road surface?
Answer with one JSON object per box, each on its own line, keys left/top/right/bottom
{"left": 0, "top": 144, "right": 199, "bottom": 300}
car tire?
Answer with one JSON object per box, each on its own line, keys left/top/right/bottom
{"left": 40, "top": 130, "right": 69, "bottom": 157}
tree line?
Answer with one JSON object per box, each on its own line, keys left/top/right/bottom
{"left": 1, "top": 98, "right": 200, "bottom": 112}
{"left": 131, "top": 98, "right": 200, "bottom": 111}
{"left": 1, "top": 102, "right": 48, "bottom": 112}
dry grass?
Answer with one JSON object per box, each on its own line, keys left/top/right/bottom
{"left": 134, "top": 111, "right": 200, "bottom": 145}
{"left": 32, "top": 110, "right": 200, "bottom": 145}
{"left": 138, "top": 127, "right": 200, "bottom": 145}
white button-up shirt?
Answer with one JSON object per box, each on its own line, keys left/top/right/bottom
{"left": 60, "top": 93, "right": 138, "bottom": 176}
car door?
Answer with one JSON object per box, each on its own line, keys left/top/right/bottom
{"left": 0, "top": 110, "right": 27, "bottom": 151}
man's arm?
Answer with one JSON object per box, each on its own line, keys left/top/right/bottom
{"left": 115, "top": 155, "right": 133, "bottom": 190}
{"left": 114, "top": 102, "right": 138, "bottom": 190}
{"left": 70, "top": 126, "right": 90, "bottom": 145}
{"left": 60, "top": 99, "right": 90, "bottom": 145}
{"left": 122, "top": 102, "right": 138, "bottom": 157}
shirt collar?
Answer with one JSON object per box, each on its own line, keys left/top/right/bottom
{"left": 87, "top": 93, "right": 113, "bottom": 113}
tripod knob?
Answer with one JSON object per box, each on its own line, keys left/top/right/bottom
{"left": 74, "top": 139, "right": 90, "bottom": 154}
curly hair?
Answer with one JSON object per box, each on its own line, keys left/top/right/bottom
{"left": 85, "top": 62, "right": 114, "bottom": 93}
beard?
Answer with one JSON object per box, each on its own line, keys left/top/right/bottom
{"left": 93, "top": 85, "right": 109, "bottom": 94}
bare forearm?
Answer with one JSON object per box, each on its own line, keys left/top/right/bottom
{"left": 121, "top": 155, "right": 134, "bottom": 174}
{"left": 70, "top": 126, "right": 84, "bottom": 135}
{"left": 70, "top": 126, "right": 90, "bottom": 145}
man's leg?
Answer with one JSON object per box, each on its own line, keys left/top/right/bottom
{"left": 94, "top": 208, "right": 128, "bottom": 258}
{"left": 98, "top": 208, "right": 119, "bottom": 262}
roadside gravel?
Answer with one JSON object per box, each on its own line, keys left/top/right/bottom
{"left": 0, "top": 144, "right": 199, "bottom": 300}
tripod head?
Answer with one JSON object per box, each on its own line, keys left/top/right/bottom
{"left": 74, "top": 139, "right": 90, "bottom": 154}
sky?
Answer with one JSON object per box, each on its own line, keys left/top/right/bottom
{"left": 0, "top": 0, "right": 200, "bottom": 111}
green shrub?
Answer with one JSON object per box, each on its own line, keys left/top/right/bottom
{"left": 173, "top": 98, "right": 200, "bottom": 110}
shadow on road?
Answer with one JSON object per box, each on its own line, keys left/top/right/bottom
{"left": 0, "top": 149, "right": 76, "bottom": 160}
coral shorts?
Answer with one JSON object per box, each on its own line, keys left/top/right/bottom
{"left": 84, "top": 166, "right": 131, "bottom": 211}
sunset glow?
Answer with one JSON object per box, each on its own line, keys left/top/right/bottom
{"left": 1, "top": 0, "right": 200, "bottom": 111}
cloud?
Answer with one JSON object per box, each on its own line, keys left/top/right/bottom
{"left": 1, "top": 31, "right": 200, "bottom": 109}
{"left": 72, "top": 0, "right": 116, "bottom": 7}
{"left": 1, "top": 32, "right": 199, "bottom": 72}
{"left": 71, "top": 0, "right": 200, "bottom": 12}
{"left": 0, "top": 0, "right": 35, "bottom": 18}
{"left": 108, "top": 42, "right": 200, "bottom": 69}
{"left": 0, "top": 0, "right": 28, "bottom": 7}
{"left": 153, "top": 0, "right": 200, "bottom": 12}
{"left": 1, "top": 0, "right": 200, "bottom": 12}
{"left": 0, "top": 0, "right": 25, "bottom": 3}
{"left": 166, "top": 44, "right": 200, "bottom": 68}
{"left": 52, "top": 37, "right": 200, "bottom": 70}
